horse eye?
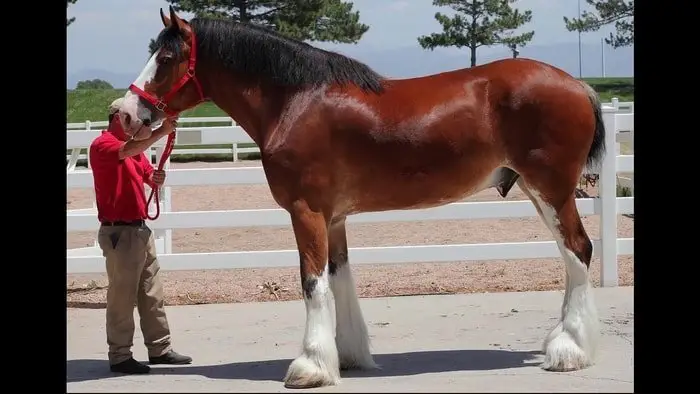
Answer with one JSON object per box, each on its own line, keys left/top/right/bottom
{"left": 158, "top": 56, "right": 172, "bottom": 65}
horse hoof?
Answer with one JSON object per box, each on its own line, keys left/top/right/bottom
{"left": 542, "top": 331, "right": 592, "bottom": 372}
{"left": 283, "top": 355, "right": 339, "bottom": 389}
{"left": 283, "top": 379, "right": 327, "bottom": 389}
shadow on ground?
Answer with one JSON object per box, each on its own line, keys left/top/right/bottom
{"left": 68, "top": 349, "right": 542, "bottom": 384}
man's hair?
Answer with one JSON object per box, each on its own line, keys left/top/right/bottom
{"left": 107, "top": 98, "right": 123, "bottom": 126}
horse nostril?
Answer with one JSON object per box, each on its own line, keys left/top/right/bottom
{"left": 124, "top": 113, "right": 132, "bottom": 126}
{"left": 143, "top": 119, "right": 152, "bottom": 127}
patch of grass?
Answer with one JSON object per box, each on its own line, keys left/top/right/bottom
{"left": 169, "top": 151, "right": 261, "bottom": 162}
{"left": 619, "top": 142, "right": 633, "bottom": 154}
{"left": 617, "top": 183, "right": 632, "bottom": 197}
{"left": 581, "top": 77, "right": 634, "bottom": 102}
{"left": 67, "top": 89, "right": 227, "bottom": 123}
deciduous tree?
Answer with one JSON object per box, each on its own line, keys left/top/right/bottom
{"left": 76, "top": 79, "right": 114, "bottom": 90}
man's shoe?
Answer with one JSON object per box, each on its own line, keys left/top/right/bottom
{"left": 110, "top": 358, "right": 151, "bottom": 374}
{"left": 149, "top": 350, "right": 192, "bottom": 365}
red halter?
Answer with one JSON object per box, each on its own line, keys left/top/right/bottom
{"left": 128, "top": 32, "right": 206, "bottom": 220}
{"left": 128, "top": 32, "right": 206, "bottom": 116}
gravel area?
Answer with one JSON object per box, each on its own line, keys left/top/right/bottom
{"left": 67, "top": 161, "right": 634, "bottom": 308}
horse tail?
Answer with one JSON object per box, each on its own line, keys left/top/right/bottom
{"left": 581, "top": 81, "right": 606, "bottom": 170}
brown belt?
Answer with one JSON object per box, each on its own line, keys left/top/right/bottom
{"left": 101, "top": 220, "right": 145, "bottom": 227}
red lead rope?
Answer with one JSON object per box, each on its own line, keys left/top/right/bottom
{"left": 146, "top": 131, "right": 177, "bottom": 220}
{"left": 130, "top": 32, "right": 206, "bottom": 221}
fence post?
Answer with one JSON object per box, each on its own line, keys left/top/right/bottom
{"left": 82, "top": 120, "right": 102, "bottom": 250}
{"left": 610, "top": 98, "right": 621, "bottom": 155}
{"left": 162, "top": 183, "right": 173, "bottom": 254}
{"left": 66, "top": 120, "right": 87, "bottom": 171}
{"left": 152, "top": 144, "right": 173, "bottom": 255}
{"left": 227, "top": 117, "right": 239, "bottom": 162}
{"left": 85, "top": 120, "right": 92, "bottom": 169}
{"left": 599, "top": 106, "right": 618, "bottom": 287}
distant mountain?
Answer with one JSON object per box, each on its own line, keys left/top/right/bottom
{"left": 66, "top": 41, "right": 632, "bottom": 89}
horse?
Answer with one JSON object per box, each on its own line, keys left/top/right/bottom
{"left": 117, "top": 6, "right": 605, "bottom": 389}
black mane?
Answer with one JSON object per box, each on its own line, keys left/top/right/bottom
{"left": 154, "top": 18, "right": 385, "bottom": 94}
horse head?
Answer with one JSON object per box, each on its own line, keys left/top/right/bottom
{"left": 117, "top": 6, "right": 205, "bottom": 135}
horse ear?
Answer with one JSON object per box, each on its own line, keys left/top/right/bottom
{"left": 160, "top": 8, "right": 171, "bottom": 28}
{"left": 168, "top": 5, "right": 191, "bottom": 37}
{"left": 168, "top": 6, "right": 186, "bottom": 31}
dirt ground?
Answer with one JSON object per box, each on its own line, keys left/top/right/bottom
{"left": 67, "top": 161, "right": 634, "bottom": 308}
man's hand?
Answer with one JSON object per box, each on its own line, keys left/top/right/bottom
{"left": 120, "top": 117, "right": 178, "bottom": 159}
{"left": 157, "top": 117, "right": 178, "bottom": 135}
{"left": 151, "top": 170, "right": 166, "bottom": 186}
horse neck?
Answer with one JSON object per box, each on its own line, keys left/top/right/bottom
{"left": 197, "top": 63, "right": 291, "bottom": 148}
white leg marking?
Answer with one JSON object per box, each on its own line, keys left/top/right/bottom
{"left": 284, "top": 265, "right": 340, "bottom": 388}
{"left": 330, "top": 263, "right": 378, "bottom": 370}
{"left": 527, "top": 187, "right": 600, "bottom": 372}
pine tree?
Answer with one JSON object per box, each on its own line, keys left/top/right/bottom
{"left": 564, "top": 0, "right": 634, "bottom": 48}
{"left": 67, "top": 0, "right": 78, "bottom": 27}
{"left": 417, "top": 0, "right": 535, "bottom": 67}
{"left": 149, "top": 0, "right": 369, "bottom": 54}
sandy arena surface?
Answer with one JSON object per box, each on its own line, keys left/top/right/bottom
{"left": 67, "top": 161, "right": 634, "bottom": 308}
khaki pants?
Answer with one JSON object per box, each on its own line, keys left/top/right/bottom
{"left": 97, "top": 224, "right": 171, "bottom": 365}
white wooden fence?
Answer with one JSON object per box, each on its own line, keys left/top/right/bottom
{"left": 608, "top": 99, "right": 634, "bottom": 193}
{"left": 66, "top": 100, "right": 634, "bottom": 287}
{"left": 66, "top": 117, "right": 257, "bottom": 168}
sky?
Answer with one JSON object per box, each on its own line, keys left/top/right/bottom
{"left": 67, "top": 0, "right": 621, "bottom": 77}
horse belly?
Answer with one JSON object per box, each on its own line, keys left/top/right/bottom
{"left": 326, "top": 83, "right": 501, "bottom": 214}
{"left": 339, "top": 145, "right": 501, "bottom": 214}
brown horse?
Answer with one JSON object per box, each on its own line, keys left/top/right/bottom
{"left": 118, "top": 6, "right": 605, "bottom": 389}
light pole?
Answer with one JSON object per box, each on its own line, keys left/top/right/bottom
{"left": 601, "top": 38, "right": 606, "bottom": 77}
{"left": 577, "top": 0, "right": 583, "bottom": 78}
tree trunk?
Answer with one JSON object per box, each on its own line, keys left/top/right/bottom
{"left": 238, "top": 0, "right": 248, "bottom": 22}
{"left": 470, "top": 45, "right": 477, "bottom": 67}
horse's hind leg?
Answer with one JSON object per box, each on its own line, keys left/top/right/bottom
{"left": 283, "top": 200, "right": 339, "bottom": 388}
{"left": 516, "top": 177, "right": 600, "bottom": 371}
{"left": 328, "top": 217, "right": 377, "bottom": 370}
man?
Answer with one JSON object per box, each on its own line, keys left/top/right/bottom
{"left": 89, "top": 98, "right": 192, "bottom": 374}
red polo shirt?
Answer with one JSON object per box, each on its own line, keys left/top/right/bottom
{"left": 89, "top": 118, "right": 154, "bottom": 223}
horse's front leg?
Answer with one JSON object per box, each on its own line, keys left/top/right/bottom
{"left": 283, "top": 200, "right": 340, "bottom": 389}
{"left": 328, "top": 217, "right": 377, "bottom": 370}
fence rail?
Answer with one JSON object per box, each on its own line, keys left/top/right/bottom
{"left": 67, "top": 99, "right": 634, "bottom": 287}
